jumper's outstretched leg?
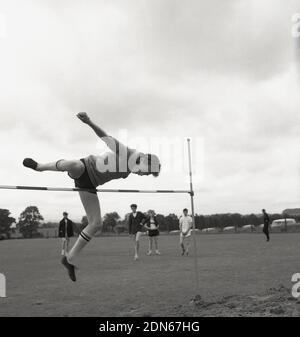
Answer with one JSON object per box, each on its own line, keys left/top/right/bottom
{"left": 23, "top": 158, "right": 85, "bottom": 178}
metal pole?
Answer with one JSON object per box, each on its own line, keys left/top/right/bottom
{"left": 187, "top": 138, "right": 200, "bottom": 294}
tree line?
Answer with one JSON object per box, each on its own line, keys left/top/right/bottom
{"left": 0, "top": 206, "right": 299, "bottom": 239}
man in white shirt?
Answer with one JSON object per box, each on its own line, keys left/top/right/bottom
{"left": 179, "top": 208, "right": 193, "bottom": 256}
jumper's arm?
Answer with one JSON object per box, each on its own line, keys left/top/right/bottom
{"left": 77, "top": 112, "right": 135, "bottom": 156}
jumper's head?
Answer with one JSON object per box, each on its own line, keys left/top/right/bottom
{"left": 131, "top": 153, "right": 161, "bottom": 177}
{"left": 63, "top": 212, "right": 68, "bottom": 218}
{"left": 262, "top": 209, "right": 266, "bottom": 214}
{"left": 183, "top": 208, "right": 188, "bottom": 216}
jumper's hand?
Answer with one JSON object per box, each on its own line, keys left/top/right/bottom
{"left": 77, "top": 112, "right": 91, "bottom": 124}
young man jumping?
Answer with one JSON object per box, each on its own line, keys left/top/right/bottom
{"left": 23, "top": 112, "right": 161, "bottom": 281}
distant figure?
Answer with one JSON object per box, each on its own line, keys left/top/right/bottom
{"left": 179, "top": 208, "right": 193, "bottom": 256}
{"left": 59, "top": 212, "right": 74, "bottom": 256}
{"left": 262, "top": 209, "right": 270, "bottom": 242}
{"left": 144, "top": 210, "right": 161, "bottom": 256}
{"left": 128, "top": 204, "right": 146, "bottom": 261}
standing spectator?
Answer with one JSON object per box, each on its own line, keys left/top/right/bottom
{"left": 128, "top": 204, "right": 146, "bottom": 261}
{"left": 179, "top": 208, "right": 193, "bottom": 256}
{"left": 59, "top": 212, "right": 74, "bottom": 256}
{"left": 144, "top": 210, "right": 161, "bottom": 256}
{"left": 262, "top": 209, "right": 270, "bottom": 242}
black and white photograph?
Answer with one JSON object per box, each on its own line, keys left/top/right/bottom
{"left": 0, "top": 0, "right": 300, "bottom": 323}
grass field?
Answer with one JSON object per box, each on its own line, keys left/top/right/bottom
{"left": 0, "top": 233, "right": 300, "bottom": 317}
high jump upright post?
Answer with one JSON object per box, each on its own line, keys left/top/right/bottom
{"left": 187, "top": 138, "right": 200, "bottom": 294}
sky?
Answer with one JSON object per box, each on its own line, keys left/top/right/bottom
{"left": 0, "top": 0, "right": 299, "bottom": 222}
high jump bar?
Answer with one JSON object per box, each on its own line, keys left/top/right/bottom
{"left": 0, "top": 185, "right": 191, "bottom": 194}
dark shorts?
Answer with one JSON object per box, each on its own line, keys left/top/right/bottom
{"left": 69, "top": 159, "right": 97, "bottom": 194}
{"left": 148, "top": 229, "right": 159, "bottom": 237}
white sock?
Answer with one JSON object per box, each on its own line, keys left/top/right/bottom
{"left": 67, "top": 231, "right": 91, "bottom": 264}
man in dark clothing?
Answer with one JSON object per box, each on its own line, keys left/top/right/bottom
{"left": 59, "top": 212, "right": 74, "bottom": 256}
{"left": 128, "top": 204, "right": 146, "bottom": 260}
{"left": 262, "top": 209, "right": 270, "bottom": 242}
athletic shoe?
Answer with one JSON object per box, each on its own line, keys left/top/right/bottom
{"left": 61, "top": 256, "right": 76, "bottom": 282}
{"left": 23, "top": 158, "right": 38, "bottom": 171}
{"left": 134, "top": 255, "right": 139, "bottom": 261}
{"left": 155, "top": 250, "right": 161, "bottom": 255}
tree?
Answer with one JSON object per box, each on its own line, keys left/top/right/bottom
{"left": 156, "top": 214, "right": 167, "bottom": 231}
{"left": 231, "top": 213, "right": 243, "bottom": 231}
{"left": 42, "top": 222, "right": 58, "bottom": 228}
{"left": 18, "top": 206, "right": 44, "bottom": 238}
{"left": 195, "top": 214, "right": 206, "bottom": 230}
{"left": 114, "top": 219, "right": 127, "bottom": 234}
{"left": 0, "top": 209, "right": 15, "bottom": 238}
{"left": 165, "top": 214, "right": 179, "bottom": 232}
{"left": 245, "top": 213, "right": 260, "bottom": 227}
{"left": 103, "top": 212, "right": 120, "bottom": 233}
